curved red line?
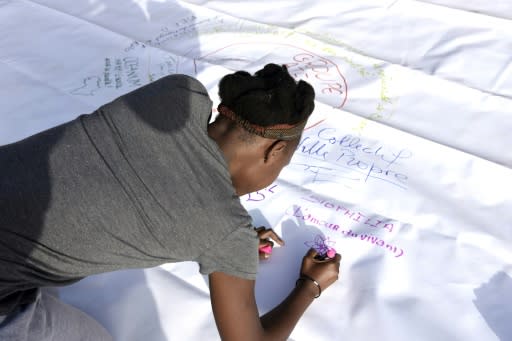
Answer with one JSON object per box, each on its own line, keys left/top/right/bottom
{"left": 198, "top": 42, "right": 348, "bottom": 108}
{"left": 304, "top": 119, "right": 325, "bottom": 131}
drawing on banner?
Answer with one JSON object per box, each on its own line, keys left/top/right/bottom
{"left": 293, "top": 127, "right": 412, "bottom": 190}
{"left": 198, "top": 42, "right": 348, "bottom": 112}
{"left": 343, "top": 229, "right": 405, "bottom": 258}
{"left": 286, "top": 205, "right": 405, "bottom": 258}
{"left": 287, "top": 52, "right": 347, "bottom": 108}
{"left": 71, "top": 76, "right": 102, "bottom": 96}
{"left": 69, "top": 12, "right": 395, "bottom": 131}
{"left": 243, "top": 184, "right": 279, "bottom": 202}
{"left": 124, "top": 15, "right": 224, "bottom": 51}
{"left": 69, "top": 13, "right": 203, "bottom": 97}
{"left": 280, "top": 197, "right": 406, "bottom": 258}
{"left": 197, "top": 39, "right": 396, "bottom": 134}
{"left": 286, "top": 205, "right": 396, "bottom": 234}
{"left": 304, "top": 234, "right": 336, "bottom": 256}
{"left": 297, "top": 194, "right": 397, "bottom": 233}
{"left": 297, "top": 30, "right": 396, "bottom": 134}
{"left": 71, "top": 55, "right": 179, "bottom": 96}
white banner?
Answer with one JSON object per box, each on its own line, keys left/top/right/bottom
{"left": 1, "top": 1, "right": 511, "bottom": 340}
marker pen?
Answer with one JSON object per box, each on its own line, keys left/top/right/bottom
{"left": 315, "top": 247, "right": 336, "bottom": 260}
{"left": 259, "top": 244, "right": 272, "bottom": 255}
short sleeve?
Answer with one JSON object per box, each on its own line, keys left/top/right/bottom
{"left": 196, "top": 226, "right": 259, "bottom": 280}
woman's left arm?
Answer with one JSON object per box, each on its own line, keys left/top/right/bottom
{"left": 209, "top": 271, "right": 314, "bottom": 341}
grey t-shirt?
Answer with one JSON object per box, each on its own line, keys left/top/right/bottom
{"left": 0, "top": 74, "right": 259, "bottom": 315}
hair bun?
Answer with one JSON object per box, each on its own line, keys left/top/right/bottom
{"left": 218, "top": 63, "right": 316, "bottom": 127}
{"left": 295, "top": 80, "right": 315, "bottom": 118}
{"left": 218, "top": 71, "right": 264, "bottom": 107}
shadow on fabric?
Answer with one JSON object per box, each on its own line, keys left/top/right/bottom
{"left": 1, "top": 1, "right": 203, "bottom": 340}
{"left": 473, "top": 271, "right": 512, "bottom": 341}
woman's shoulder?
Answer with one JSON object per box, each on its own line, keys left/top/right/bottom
{"left": 155, "top": 74, "right": 209, "bottom": 96}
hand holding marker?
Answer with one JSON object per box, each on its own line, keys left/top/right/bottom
{"left": 255, "top": 226, "right": 284, "bottom": 259}
{"left": 303, "top": 234, "right": 338, "bottom": 261}
{"left": 314, "top": 247, "right": 337, "bottom": 261}
{"left": 255, "top": 227, "right": 337, "bottom": 260}
{"left": 259, "top": 244, "right": 273, "bottom": 255}
{"left": 255, "top": 227, "right": 341, "bottom": 299}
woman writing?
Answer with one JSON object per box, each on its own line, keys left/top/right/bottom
{"left": 0, "top": 63, "right": 341, "bottom": 340}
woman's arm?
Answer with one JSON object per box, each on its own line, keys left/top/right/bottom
{"left": 209, "top": 249, "right": 341, "bottom": 341}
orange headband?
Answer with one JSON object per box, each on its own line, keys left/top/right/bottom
{"left": 217, "top": 105, "right": 307, "bottom": 140}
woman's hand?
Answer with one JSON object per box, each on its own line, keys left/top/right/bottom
{"left": 298, "top": 248, "right": 341, "bottom": 297}
{"left": 254, "top": 226, "right": 284, "bottom": 260}
{"left": 209, "top": 242, "right": 341, "bottom": 341}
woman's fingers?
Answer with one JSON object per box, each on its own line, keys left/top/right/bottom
{"left": 300, "top": 249, "right": 342, "bottom": 291}
{"left": 254, "top": 227, "right": 285, "bottom": 260}
{"left": 305, "top": 247, "right": 318, "bottom": 259}
{"left": 257, "top": 227, "right": 285, "bottom": 246}
{"left": 258, "top": 241, "right": 274, "bottom": 260}
{"left": 259, "top": 249, "right": 271, "bottom": 260}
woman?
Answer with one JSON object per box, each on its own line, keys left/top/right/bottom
{"left": 0, "top": 63, "right": 341, "bottom": 340}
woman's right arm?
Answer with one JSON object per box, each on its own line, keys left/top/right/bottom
{"left": 209, "top": 248, "right": 341, "bottom": 341}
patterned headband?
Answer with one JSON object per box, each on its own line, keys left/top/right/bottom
{"left": 217, "top": 105, "right": 307, "bottom": 140}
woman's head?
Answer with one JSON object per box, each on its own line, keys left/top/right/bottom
{"left": 218, "top": 63, "right": 315, "bottom": 128}
{"left": 208, "top": 64, "right": 315, "bottom": 196}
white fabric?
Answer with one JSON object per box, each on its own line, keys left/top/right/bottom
{"left": 1, "top": 1, "right": 511, "bottom": 340}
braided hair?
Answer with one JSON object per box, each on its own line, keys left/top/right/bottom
{"left": 218, "top": 64, "right": 315, "bottom": 128}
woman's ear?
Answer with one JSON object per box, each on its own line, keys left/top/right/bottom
{"left": 263, "top": 140, "right": 288, "bottom": 163}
